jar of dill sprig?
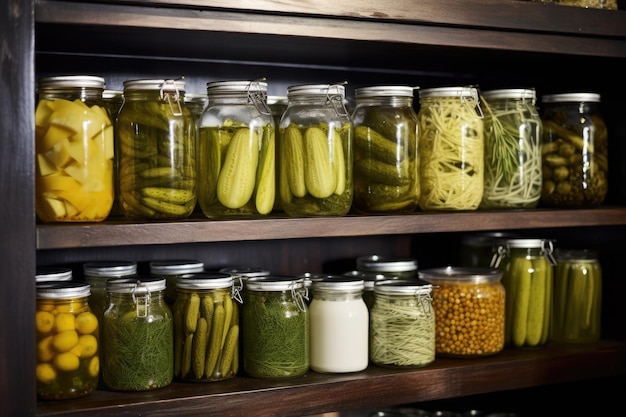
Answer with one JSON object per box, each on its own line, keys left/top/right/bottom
{"left": 102, "top": 277, "right": 173, "bottom": 391}
{"left": 479, "top": 88, "right": 543, "bottom": 209}
{"left": 242, "top": 276, "right": 309, "bottom": 378}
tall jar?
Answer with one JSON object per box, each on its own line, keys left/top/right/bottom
{"left": 278, "top": 83, "right": 353, "bottom": 216}
{"left": 418, "top": 267, "right": 505, "bottom": 358}
{"left": 492, "top": 238, "right": 556, "bottom": 348}
{"left": 197, "top": 80, "right": 275, "bottom": 217}
{"left": 552, "top": 249, "right": 602, "bottom": 343}
{"left": 351, "top": 86, "right": 420, "bottom": 213}
{"left": 116, "top": 78, "right": 197, "bottom": 219}
{"left": 242, "top": 276, "right": 309, "bottom": 378}
{"left": 35, "top": 75, "right": 114, "bottom": 222}
{"left": 35, "top": 282, "right": 100, "bottom": 400}
{"left": 417, "top": 86, "right": 484, "bottom": 211}
{"left": 309, "top": 277, "right": 369, "bottom": 373}
{"left": 172, "top": 273, "right": 241, "bottom": 382}
{"left": 370, "top": 279, "right": 435, "bottom": 368}
{"left": 540, "top": 93, "right": 608, "bottom": 208}
{"left": 149, "top": 259, "right": 205, "bottom": 307}
{"left": 480, "top": 88, "right": 543, "bottom": 209}
{"left": 102, "top": 277, "right": 173, "bottom": 391}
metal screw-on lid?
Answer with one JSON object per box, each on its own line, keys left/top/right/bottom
{"left": 287, "top": 83, "right": 345, "bottom": 98}
{"left": 355, "top": 86, "right": 416, "bottom": 99}
{"left": 175, "top": 272, "right": 234, "bottom": 290}
{"left": 219, "top": 266, "right": 271, "bottom": 278}
{"left": 123, "top": 78, "right": 186, "bottom": 92}
{"left": 482, "top": 88, "right": 536, "bottom": 102}
{"left": 505, "top": 238, "right": 547, "bottom": 249}
{"left": 357, "top": 255, "right": 418, "bottom": 273}
{"left": 542, "top": 92, "right": 600, "bottom": 103}
{"left": 36, "top": 281, "right": 91, "bottom": 299}
{"left": 38, "top": 75, "right": 106, "bottom": 89}
{"left": 373, "top": 279, "right": 432, "bottom": 295}
{"left": 150, "top": 260, "right": 205, "bottom": 276}
{"left": 106, "top": 276, "right": 166, "bottom": 293}
{"left": 418, "top": 266, "right": 503, "bottom": 284}
{"left": 83, "top": 261, "right": 137, "bottom": 278}
{"left": 206, "top": 80, "right": 268, "bottom": 95}
{"left": 312, "top": 276, "right": 364, "bottom": 292}
{"left": 419, "top": 86, "right": 478, "bottom": 101}
{"left": 36, "top": 266, "right": 73, "bottom": 282}
{"left": 245, "top": 276, "right": 304, "bottom": 292}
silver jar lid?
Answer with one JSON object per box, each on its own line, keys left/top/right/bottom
{"left": 83, "top": 260, "right": 137, "bottom": 277}
{"left": 287, "top": 83, "right": 345, "bottom": 98}
{"left": 123, "top": 78, "right": 186, "bottom": 92}
{"left": 419, "top": 86, "right": 478, "bottom": 101}
{"left": 38, "top": 75, "right": 105, "bottom": 89}
{"left": 219, "top": 266, "right": 271, "bottom": 278}
{"left": 150, "top": 260, "right": 205, "bottom": 276}
{"left": 245, "top": 276, "right": 304, "bottom": 292}
{"left": 206, "top": 80, "right": 268, "bottom": 95}
{"left": 373, "top": 279, "right": 432, "bottom": 295}
{"left": 175, "top": 272, "right": 234, "bottom": 290}
{"left": 418, "top": 266, "right": 502, "bottom": 284}
{"left": 106, "top": 276, "right": 166, "bottom": 293}
{"left": 542, "top": 92, "right": 600, "bottom": 103}
{"left": 357, "top": 255, "right": 418, "bottom": 273}
{"left": 312, "top": 276, "right": 364, "bottom": 292}
{"left": 482, "top": 88, "right": 536, "bottom": 102}
{"left": 36, "top": 281, "right": 91, "bottom": 299}
{"left": 355, "top": 86, "right": 416, "bottom": 99}
{"left": 36, "top": 266, "right": 73, "bottom": 282}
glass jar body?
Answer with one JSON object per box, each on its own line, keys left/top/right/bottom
{"left": 35, "top": 76, "right": 114, "bottom": 222}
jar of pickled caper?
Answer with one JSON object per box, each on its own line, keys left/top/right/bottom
{"left": 116, "top": 78, "right": 197, "bottom": 219}
{"left": 279, "top": 83, "right": 353, "bottom": 216}
{"left": 540, "top": 93, "right": 608, "bottom": 208}
{"left": 351, "top": 86, "right": 420, "bottom": 213}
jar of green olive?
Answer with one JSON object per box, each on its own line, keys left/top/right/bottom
{"left": 278, "top": 83, "right": 353, "bottom": 216}
{"left": 116, "top": 78, "right": 197, "bottom": 219}
{"left": 418, "top": 267, "right": 505, "bottom": 357}
{"left": 540, "top": 93, "right": 608, "bottom": 208}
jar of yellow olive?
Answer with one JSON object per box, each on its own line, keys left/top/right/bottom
{"left": 418, "top": 266, "right": 505, "bottom": 358}
{"left": 36, "top": 281, "right": 100, "bottom": 400}
{"left": 540, "top": 93, "right": 608, "bottom": 208}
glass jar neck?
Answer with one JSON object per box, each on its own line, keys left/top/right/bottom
{"left": 39, "top": 87, "right": 103, "bottom": 101}
{"left": 313, "top": 288, "right": 363, "bottom": 302}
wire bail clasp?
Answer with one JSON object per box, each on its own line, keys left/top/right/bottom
{"left": 131, "top": 280, "right": 150, "bottom": 318}
{"left": 247, "top": 78, "right": 272, "bottom": 116}
{"left": 327, "top": 81, "right": 349, "bottom": 117}
{"left": 160, "top": 77, "right": 184, "bottom": 116}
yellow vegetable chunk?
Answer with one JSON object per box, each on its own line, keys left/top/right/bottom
{"left": 44, "top": 138, "right": 72, "bottom": 170}
{"left": 37, "top": 153, "right": 58, "bottom": 177}
{"left": 39, "top": 124, "right": 73, "bottom": 153}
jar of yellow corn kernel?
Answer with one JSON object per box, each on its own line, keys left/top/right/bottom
{"left": 36, "top": 281, "right": 100, "bottom": 400}
{"left": 418, "top": 266, "right": 505, "bottom": 358}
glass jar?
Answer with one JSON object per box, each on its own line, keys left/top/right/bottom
{"left": 417, "top": 86, "right": 484, "bottom": 211}
{"left": 540, "top": 93, "right": 608, "bottom": 208}
{"left": 83, "top": 260, "right": 137, "bottom": 327}
{"left": 492, "top": 238, "right": 556, "bottom": 348}
{"left": 552, "top": 249, "right": 602, "bottom": 343}
{"left": 309, "top": 277, "right": 369, "bottom": 373}
{"left": 342, "top": 270, "right": 382, "bottom": 310}
{"left": 557, "top": 0, "right": 617, "bottom": 9}
{"left": 149, "top": 259, "right": 205, "bottom": 307}
{"left": 370, "top": 279, "right": 435, "bottom": 368}
{"left": 36, "top": 281, "right": 99, "bottom": 400}
{"left": 172, "top": 273, "right": 241, "bottom": 382}
{"left": 351, "top": 86, "right": 420, "bottom": 213}
{"left": 35, "top": 75, "right": 114, "bottom": 223}
{"left": 357, "top": 255, "right": 418, "bottom": 280}
{"left": 460, "top": 232, "right": 518, "bottom": 268}
{"left": 242, "top": 276, "right": 309, "bottom": 378}
{"left": 480, "top": 88, "right": 543, "bottom": 209}
{"left": 418, "top": 267, "right": 505, "bottom": 357}
{"left": 36, "top": 266, "right": 73, "bottom": 282}
{"left": 278, "top": 83, "right": 353, "bottom": 216}
{"left": 184, "top": 93, "right": 208, "bottom": 122}
{"left": 116, "top": 78, "right": 197, "bottom": 219}
{"left": 102, "top": 277, "right": 173, "bottom": 391}
{"left": 197, "top": 80, "right": 275, "bottom": 217}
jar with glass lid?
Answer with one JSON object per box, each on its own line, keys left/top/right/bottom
{"left": 102, "top": 277, "right": 173, "bottom": 391}
{"left": 242, "top": 276, "right": 309, "bottom": 378}
{"left": 36, "top": 281, "right": 100, "bottom": 400}
{"left": 479, "top": 88, "right": 543, "bottom": 209}
{"left": 417, "top": 86, "right": 484, "bottom": 211}
{"left": 149, "top": 259, "right": 205, "bottom": 307}
{"left": 172, "top": 273, "right": 241, "bottom": 382}
{"left": 540, "top": 92, "right": 608, "bottom": 208}
{"left": 116, "top": 78, "right": 197, "bottom": 219}
{"left": 197, "top": 80, "right": 275, "bottom": 217}
{"left": 351, "top": 85, "right": 420, "bottom": 213}
{"left": 35, "top": 75, "right": 114, "bottom": 223}
{"left": 278, "top": 83, "right": 353, "bottom": 216}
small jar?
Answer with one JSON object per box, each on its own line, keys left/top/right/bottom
{"left": 242, "top": 276, "right": 309, "bottom": 378}
{"left": 36, "top": 266, "right": 73, "bottom": 282}
{"left": 36, "top": 281, "right": 99, "bottom": 400}
{"left": 540, "top": 93, "right": 608, "bottom": 208}
{"left": 552, "top": 249, "right": 602, "bottom": 343}
{"left": 83, "top": 260, "right": 137, "bottom": 327}
{"left": 418, "top": 267, "right": 505, "bottom": 357}
{"left": 35, "top": 75, "right": 114, "bottom": 223}
{"left": 197, "top": 80, "right": 276, "bottom": 217}
{"left": 351, "top": 86, "right": 420, "bottom": 213}
{"left": 116, "top": 78, "right": 197, "bottom": 219}
{"left": 278, "top": 83, "right": 353, "bottom": 216}
{"left": 480, "top": 88, "right": 543, "bottom": 209}
{"left": 149, "top": 259, "right": 205, "bottom": 307}
{"left": 172, "top": 273, "right": 241, "bottom": 381}
{"left": 309, "top": 277, "right": 369, "bottom": 373}
{"left": 370, "top": 279, "right": 435, "bottom": 368}
{"left": 357, "top": 255, "right": 418, "bottom": 280}
{"left": 492, "top": 238, "right": 556, "bottom": 348}
{"left": 102, "top": 277, "right": 173, "bottom": 391}
{"left": 417, "top": 86, "right": 484, "bottom": 211}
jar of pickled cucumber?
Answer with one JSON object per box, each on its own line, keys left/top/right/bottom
{"left": 492, "top": 238, "right": 556, "bottom": 348}
{"left": 149, "top": 259, "right": 205, "bottom": 307}
{"left": 35, "top": 75, "right": 114, "bottom": 223}
{"left": 278, "top": 83, "right": 353, "bottom": 216}
{"left": 552, "top": 249, "right": 602, "bottom": 343}
{"left": 540, "top": 93, "right": 608, "bottom": 208}
{"left": 480, "top": 88, "right": 543, "bottom": 209}
{"left": 116, "top": 78, "right": 197, "bottom": 219}
{"left": 36, "top": 266, "right": 73, "bottom": 282}
{"left": 370, "top": 279, "right": 435, "bottom": 368}
{"left": 417, "top": 86, "right": 484, "bottom": 211}
{"left": 242, "top": 276, "right": 309, "bottom": 378}
{"left": 173, "top": 273, "right": 241, "bottom": 382}
{"left": 351, "top": 86, "right": 420, "bottom": 213}
{"left": 418, "top": 267, "right": 505, "bottom": 357}
{"left": 197, "top": 80, "right": 275, "bottom": 218}
{"left": 102, "top": 277, "right": 173, "bottom": 391}
{"left": 36, "top": 281, "right": 100, "bottom": 400}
